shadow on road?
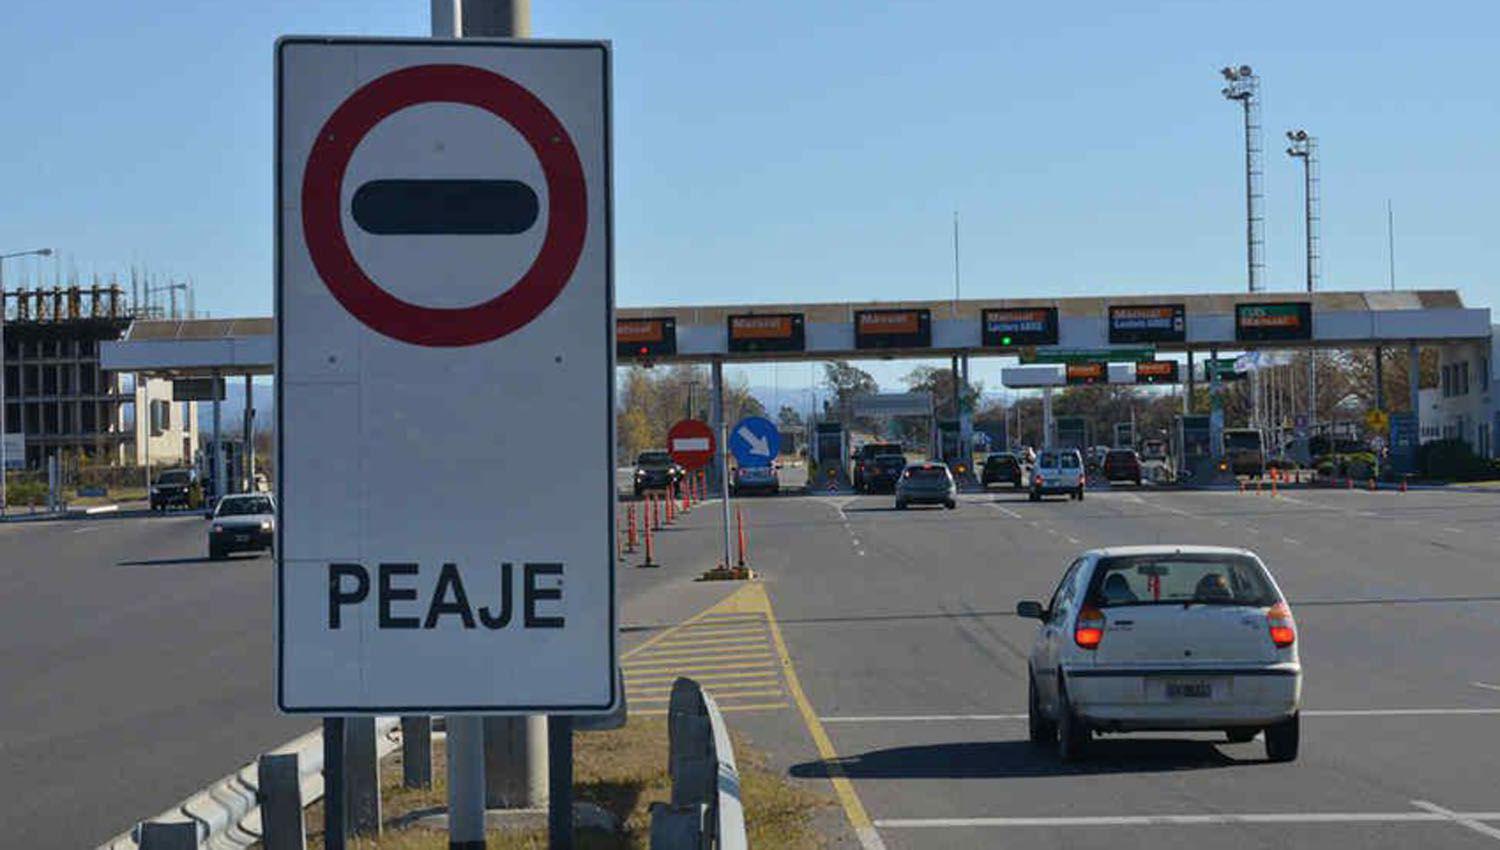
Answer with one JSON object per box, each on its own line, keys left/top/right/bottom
{"left": 791, "top": 738, "right": 1250, "bottom": 780}
{"left": 118, "top": 553, "right": 266, "bottom": 567}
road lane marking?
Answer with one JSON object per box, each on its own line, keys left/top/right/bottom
{"left": 1443, "top": 527, "right": 1464, "bottom": 534}
{"left": 625, "top": 670, "right": 779, "bottom": 684}
{"left": 634, "top": 702, "right": 788, "bottom": 717}
{"left": 1472, "top": 682, "right": 1500, "bottom": 693}
{"left": 1412, "top": 800, "right": 1500, "bottom": 841}
{"left": 992, "top": 505, "right": 1022, "bottom": 519}
{"left": 874, "top": 810, "right": 1500, "bottom": 830}
{"left": 72, "top": 527, "right": 100, "bottom": 534}
{"left": 656, "top": 634, "right": 770, "bottom": 648}
{"left": 1283, "top": 537, "right": 1301, "bottom": 545}
{"left": 629, "top": 688, "right": 786, "bottom": 703}
{"left": 1065, "top": 536, "right": 1081, "bottom": 545}
{"left": 751, "top": 581, "right": 889, "bottom": 850}
{"left": 820, "top": 708, "right": 1500, "bottom": 723}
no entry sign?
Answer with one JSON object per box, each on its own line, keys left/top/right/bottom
{"left": 275, "top": 37, "right": 614, "bottom": 714}
{"left": 668, "top": 419, "right": 716, "bottom": 469}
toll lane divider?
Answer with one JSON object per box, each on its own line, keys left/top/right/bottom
{"left": 648, "top": 678, "right": 748, "bottom": 850}
{"left": 99, "top": 718, "right": 400, "bottom": 850}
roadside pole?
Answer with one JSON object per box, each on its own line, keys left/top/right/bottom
{"left": 712, "top": 359, "right": 733, "bottom": 568}
{"left": 429, "top": 5, "right": 549, "bottom": 849}
{"left": 212, "top": 368, "right": 223, "bottom": 504}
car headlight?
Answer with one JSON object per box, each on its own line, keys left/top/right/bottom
{"left": 260, "top": 521, "right": 273, "bottom": 531}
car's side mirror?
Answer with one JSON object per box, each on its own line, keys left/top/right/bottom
{"left": 1016, "top": 600, "right": 1046, "bottom": 620}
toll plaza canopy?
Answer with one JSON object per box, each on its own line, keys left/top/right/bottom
{"left": 99, "top": 291, "right": 1488, "bottom": 376}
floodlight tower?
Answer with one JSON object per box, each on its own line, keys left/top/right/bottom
{"left": 1287, "top": 129, "right": 1321, "bottom": 442}
{"left": 1221, "top": 65, "right": 1265, "bottom": 293}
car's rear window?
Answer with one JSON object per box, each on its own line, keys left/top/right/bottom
{"left": 987, "top": 455, "right": 1016, "bottom": 465}
{"left": 1059, "top": 453, "right": 1080, "bottom": 469}
{"left": 1107, "top": 450, "right": 1136, "bottom": 461}
{"left": 158, "top": 470, "right": 191, "bottom": 484}
{"left": 1088, "top": 554, "right": 1279, "bottom": 608}
{"left": 876, "top": 455, "right": 906, "bottom": 467}
{"left": 637, "top": 452, "right": 671, "bottom": 466}
{"left": 906, "top": 466, "right": 949, "bottom": 480}
{"left": 218, "top": 497, "right": 273, "bottom": 517}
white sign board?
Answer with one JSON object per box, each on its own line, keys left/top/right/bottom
{"left": 276, "top": 37, "right": 615, "bottom": 713}
{"left": 2, "top": 433, "right": 23, "bottom": 470}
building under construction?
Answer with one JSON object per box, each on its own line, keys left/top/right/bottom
{"left": 2, "top": 284, "right": 197, "bottom": 469}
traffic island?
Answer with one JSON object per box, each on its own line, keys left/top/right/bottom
{"left": 698, "top": 565, "right": 757, "bottom": 582}
{"left": 300, "top": 716, "right": 826, "bottom": 848}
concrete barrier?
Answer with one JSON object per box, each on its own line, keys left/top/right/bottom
{"left": 649, "top": 678, "right": 748, "bottom": 850}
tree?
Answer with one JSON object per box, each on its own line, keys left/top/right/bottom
{"left": 903, "top": 365, "right": 982, "bottom": 418}
{"left": 822, "top": 361, "right": 878, "bottom": 412}
{"left": 777, "top": 404, "right": 804, "bottom": 431}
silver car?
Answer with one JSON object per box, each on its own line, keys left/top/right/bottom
{"left": 208, "top": 494, "right": 276, "bottom": 560}
{"left": 895, "top": 462, "right": 957, "bottom": 510}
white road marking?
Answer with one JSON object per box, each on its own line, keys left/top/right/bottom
{"left": 1412, "top": 800, "right": 1500, "bottom": 841}
{"left": 820, "top": 708, "right": 1500, "bottom": 723}
{"left": 875, "top": 810, "right": 1500, "bottom": 830}
{"left": 1443, "top": 527, "right": 1464, "bottom": 534}
{"left": 72, "top": 527, "right": 100, "bottom": 535}
{"left": 1065, "top": 536, "right": 1081, "bottom": 545}
{"left": 1282, "top": 537, "right": 1301, "bottom": 545}
{"left": 1472, "top": 682, "right": 1500, "bottom": 693}
{"left": 992, "top": 505, "right": 1022, "bottom": 519}
{"left": 857, "top": 825, "right": 890, "bottom": 850}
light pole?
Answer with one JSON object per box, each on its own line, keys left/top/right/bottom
{"left": 1220, "top": 65, "right": 1265, "bottom": 293}
{"left": 1287, "top": 130, "right": 1320, "bottom": 449}
{"left": 0, "top": 247, "right": 54, "bottom": 515}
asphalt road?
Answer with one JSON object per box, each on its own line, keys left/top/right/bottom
{"left": 720, "top": 484, "right": 1500, "bottom": 849}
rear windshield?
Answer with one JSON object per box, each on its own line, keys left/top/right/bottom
{"left": 636, "top": 452, "right": 671, "bottom": 466}
{"left": 876, "top": 454, "right": 907, "bottom": 467}
{"left": 157, "top": 470, "right": 191, "bottom": 485}
{"left": 862, "top": 444, "right": 902, "bottom": 457}
{"left": 217, "top": 497, "right": 273, "bottom": 517}
{"left": 1107, "top": 450, "right": 1136, "bottom": 460}
{"left": 1225, "top": 432, "right": 1262, "bottom": 451}
{"left": 1087, "top": 554, "right": 1279, "bottom": 608}
{"left": 987, "top": 454, "right": 1016, "bottom": 465}
{"left": 1058, "top": 453, "right": 1080, "bottom": 469}
{"left": 906, "top": 466, "right": 950, "bottom": 480}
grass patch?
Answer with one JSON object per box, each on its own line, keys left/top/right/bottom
{"left": 305, "top": 718, "right": 827, "bottom": 849}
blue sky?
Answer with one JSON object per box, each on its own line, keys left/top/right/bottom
{"left": 3, "top": 0, "right": 1496, "bottom": 395}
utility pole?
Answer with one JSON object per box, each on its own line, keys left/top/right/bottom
{"left": 1220, "top": 66, "right": 1265, "bottom": 293}
{"left": 428, "top": 9, "right": 547, "bottom": 850}
{"left": 1287, "top": 130, "right": 1320, "bottom": 455}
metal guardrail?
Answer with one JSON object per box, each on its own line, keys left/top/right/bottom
{"left": 98, "top": 718, "right": 399, "bottom": 850}
{"left": 649, "top": 677, "right": 748, "bottom": 850}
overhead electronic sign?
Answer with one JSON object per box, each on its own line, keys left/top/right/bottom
{"left": 854, "top": 309, "right": 931, "bottom": 350}
{"left": 1109, "top": 304, "right": 1186, "bottom": 344}
{"left": 982, "top": 307, "right": 1058, "bottom": 347}
{"left": 616, "top": 317, "right": 676, "bottom": 358}
{"left": 1066, "top": 362, "right": 1107, "bottom": 385}
{"left": 1134, "top": 360, "right": 1180, "bottom": 384}
{"left": 727, "top": 313, "right": 805, "bottom": 353}
{"left": 1236, "top": 302, "right": 1312, "bottom": 342}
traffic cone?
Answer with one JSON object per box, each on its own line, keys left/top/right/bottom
{"left": 642, "top": 514, "right": 657, "bottom": 567}
{"left": 1400, "top": 476, "right": 1408, "bottom": 493}
{"left": 1368, "top": 476, "right": 1377, "bottom": 492}
{"left": 1346, "top": 475, "right": 1353, "bottom": 490}
{"left": 651, "top": 494, "right": 662, "bottom": 531}
{"left": 626, "top": 503, "right": 637, "bottom": 553}
{"left": 681, "top": 482, "right": 691, "bottom": 514}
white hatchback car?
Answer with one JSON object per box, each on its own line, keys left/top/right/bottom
{"left": 1017, "top": 545, "right": 1302, "bottom": 762}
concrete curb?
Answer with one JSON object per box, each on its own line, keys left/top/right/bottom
{"left": 98, "top": 718, "right": 399, "bottom": 850}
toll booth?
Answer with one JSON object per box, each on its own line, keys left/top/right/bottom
{"left": 1113, "top": 421, "right": 1135, "bottom": 449}
{"left": 936, "top": 420, "right": 961, "bottom": 464}
{"left": 1175, "top": 414, "right": 1218, "bottom": 482}
{"left": 1055, "top": 416, "right": 1089, "bottom": 451}
{"left": 197, "top": 439, "right": 247, "bottom": 499}
{"left": 813, "top": 421, "right": 847, "bottom": 485}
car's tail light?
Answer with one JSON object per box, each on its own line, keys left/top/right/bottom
{"left": 1077, "top": 474, "right": 1086, "bottom": 485}
{"left": 212, "top": 524, "right": 224, "bottom": 533}
{"left": 1075, "top": 607, "right": 1105, "bottom": 649}
{"left": 1267, "top": 601, "right": 1296, "bottom": 648}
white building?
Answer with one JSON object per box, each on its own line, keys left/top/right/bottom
{"left": 1423, "top": 326, "right": 1498, "bottom": 458}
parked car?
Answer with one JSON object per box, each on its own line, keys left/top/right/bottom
{"left": 633, "top": 450, "right": 684, "bottom": 497}
{"left": 1103, "top": 449, "right": 1143, "bottom": 485}
{"left": 853, "top": 443, "right": 905, "bottom": 492}
{"left": 1030, "top": 450, "right": 1086, "bottom": 501}
{"left": 1016, "top": 545, "right": 1301, "bottom": 762}
{"left": 895, "top": 462, "right": 957, "bottom": 510}
{"left": 150, "top": 468, "right": 200, "bottom": 512}
{"left": 981, "top": 452, "right": 1025, "bottom": 489}
{"left": 731, "top": 465, "right": 779, "bottom": 496}
{"left": 208, "top": 493, "right": 276, "bottom": 560}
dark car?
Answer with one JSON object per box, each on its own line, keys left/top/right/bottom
{"left": 732, "top": 465, "right": 779, "bottom": 496}
{"left": 896, "top": 462, "right": 957, "bottom": 510}
{"left": 863, "top": 454, "right": 908, "bottom": 493}
{"left": 633, "top": 450, "right": 684, "bottom": 497}
{"left": 208, "top": 494, "right": 275, "bottom": 559}
{"left": 150, "top": 468, "right": 199, "bottom": 512}
{"left": 981, "top": 452, "right": 1024, "bottom": 489}
{"left": 853, "top": 443, "right": 904, "bottom": 492}
{"left": 1103, "top": 449, "right": 1143, "bottom": 485}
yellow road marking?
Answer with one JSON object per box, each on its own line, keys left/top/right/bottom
{"left": 626, "top": 647, "right": 775, "bottom": 662}
{"left": 628, "top": 681, "right": 785, "bottom": 696}
{"left": 662, "top": 624, "right": 770, "bottom": 638}
{"left": 625, "top": 670, "right": 780, "bottom": 685}
{"left": 619, "top": 602, "right": 760, "bottom": 661}
{"left": 622, "top": 659, "right": 779, "bottom": 674}
{"left": 630, "top": 688, "right": 786, "bottom": 703}
{"left": 634, "top": 701, "right": 789, "bottom": 716}
{"left": 655, "top": 634, "right": 771, "bottom": 648}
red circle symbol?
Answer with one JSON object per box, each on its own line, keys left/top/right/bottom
{"left": 667, "top": 419, "right": 717, "bottom": 470}
{"left": 301, "top": 64, "right": 587, "bottom": 347}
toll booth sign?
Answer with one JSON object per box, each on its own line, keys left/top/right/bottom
{"left": 1066, "top": 362, "right": 1107, "bottom": 385}
{"left": 1235, "top": 302, "right": 1312, "bottom": 342}
{"left": 616, "top": 317, "right": 677, "bottom": 358}
{"left": 727, "top": 313, "right": 805, "bottom": 353}
{"left": 1135, "top": 360, "right": 1179, "bottom": 384}
{"left": 983, "top": 307, "right": 1058, "bottom": 347}
{"left": 1109, "top": 304, "right": 1186, "bottom": 344}
{"left": 855, "top": 309, "right": 931, "bottom": 350}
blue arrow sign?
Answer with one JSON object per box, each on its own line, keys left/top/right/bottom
{"left": 729, "top": 416, "right": 780, "bottom": 468}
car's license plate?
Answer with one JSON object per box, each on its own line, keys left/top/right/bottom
{"left": 235, "top": 534, "right": 250, "bottom": 542}
{"left": 1165, "top": 680, "right": 1213, "bottom": 699}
